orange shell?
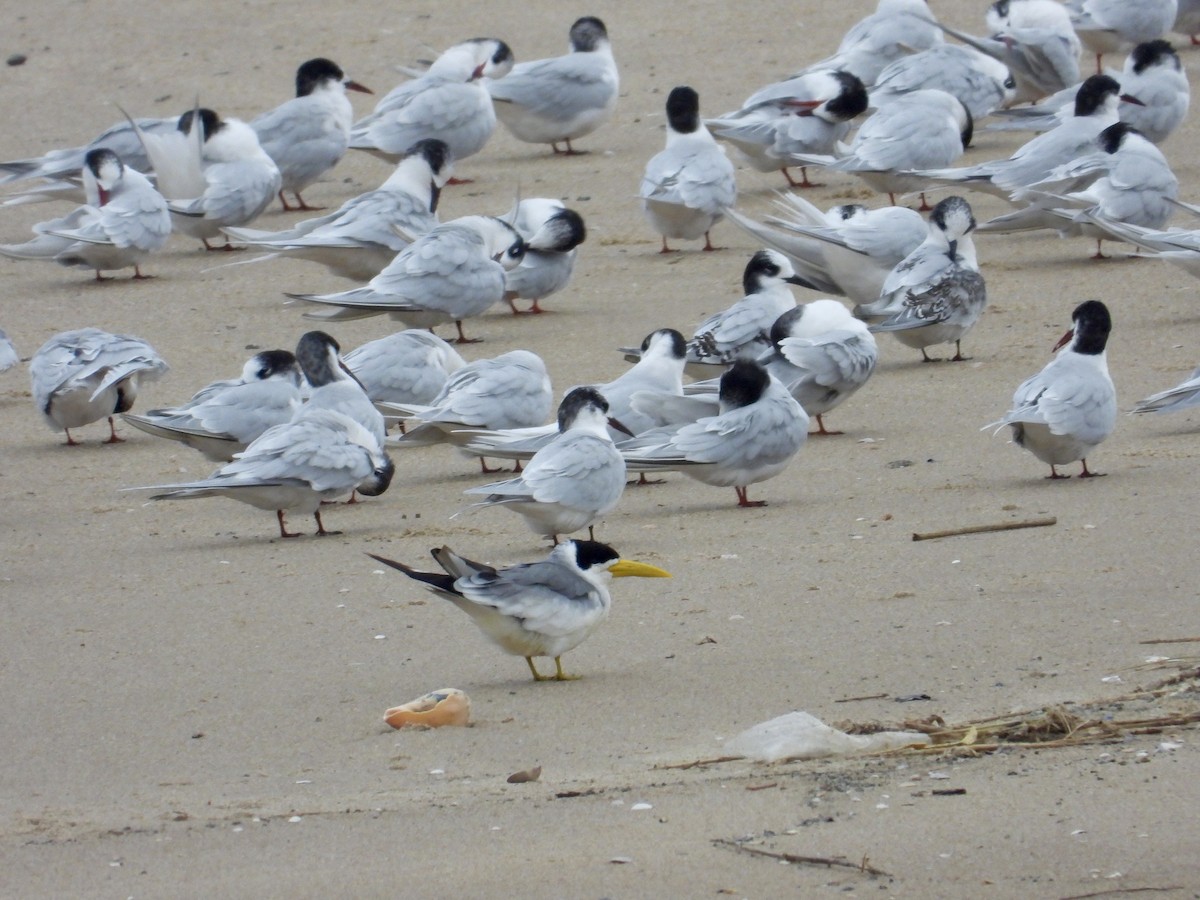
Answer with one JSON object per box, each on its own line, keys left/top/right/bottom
{"left": 384, "top": 688, "right": 471, "bottom": 729}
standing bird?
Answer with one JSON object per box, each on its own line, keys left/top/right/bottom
{"left": 286, "top": 215, "right": 525, "bottom": 343}
{"left": 933, "top": 0, "right": 1082, "bottom": 105}
{"left": 252, "top": 57, "right": 373, "bottom": 211}
{"left": 787, "top": 89, "right": 971, "bottom": 208}
{"left": 910, "top": 74, "right": 1137, "bottom": 201}
{"left": 726, "top": 196, "right": 927, "bottom": 306}
{"left": 0, "top": 148, "right": 170, "bottom": 279}
{"left": 384, "top": 349, "right": 553, "bottom": 472}
{"left": 121, "top": 349, "right": 303, "bottom": 462}
{"left": 987, "top": 40, "right": 1189, "bottom": 145}
{"left": 869, "top": 44, "right": 1015, "bottom": 120}
{"left": 502, "top": 198, "right": 587, "bottom": 313}
{"left": 223, "top": 138, "right": 450, "bottom": 281}
{"left": 350, "top": 38, "right": 514, "bottom": 166}
{"left": 794, "top": 0, "right": 944, "bottom": 87}
{"left": 460, "top": 386, "right": 630, "bottom": 543}
{"left": 486, "top": 16, "right": 619, "bottom": 154}
{"left": 856, "top": 196, "right": 987, "bottom": 362}
{"left": 1068, "top": 0, "right": 1177, "bottom": 72}
{"left": 706, "top": 69, "right": 869, "bottom": 188}
{"left": 682, "top": 249, "right": 805, "bottom": 377}
{"left": 368, "top": 540, "right": 670, "bottom": 682}
{"left": 342, "top": 329, "right": 466, "bottom": 407}
{"left": 138, "top": 107, "right": 281, "bottom": 251}
{"left": 131, "top": 407, "right": 395, "bottom": 538}
{"left": 621, "top": 359, "right": 809, "bottom": 507}
{"left": 986, "top": 299, "right": 1116, "bottom": 478}
{"left": 640, "top": 86, "right": 737, "bottom": 253}
{"left": 977, "top": 122, "right": 1178, "bottom": 258}
{"left": 30, "top": 327, "right": 168, "bottom": 444}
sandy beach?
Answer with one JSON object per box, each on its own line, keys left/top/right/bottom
{"left": 2, "top": 1, "right": 1199, "bottom": 896}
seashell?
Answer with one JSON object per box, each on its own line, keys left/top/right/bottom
{"left": 384, "top": 688, "right": 471, "bottom": 729}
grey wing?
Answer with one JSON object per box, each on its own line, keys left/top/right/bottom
{"left": 457, "top": 562, "right": 603, "bottom": 637}
{"left": 519, "top": 434, "right": 626, "bottom": 507}
{"left": 777, "top": 329, "right": 878, "bottom": 392}
{"left": 1037, "top": 365, "right": 1117, "bottom": 443}
{"left": 93, "top": 180, "right": 171, "bottom": 251}
{"left": 1132, "top": 367, "right": 1200, "bottom": 414}
{"left": 374, "top": 227, "right": 501, "bottom": 312}
{"left": 192, "top": 380, "right": 301, "bottom": 441}
{"left": 673, "top": 393, "right": 807, "bottom": 469}
{"left": 850, "top": 100, "right": 961, "bottom": 171}
{"left": 691, "top": 300, "right": 786, "bottom": 359}
{"left": 873, "top": 268, "right": 986, "bottom": 332}
{"left": 195, "top": 160, "right": 281, "bottom": 223}
{"left": 225, "top": 415, "right": 373, "bottom": 492}
{"left": 489, "top": 56, "right": 615, "bottom": 118}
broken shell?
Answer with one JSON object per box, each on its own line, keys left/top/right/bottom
{"left": 384, "top": 688, "right": 471, "bottom": 729}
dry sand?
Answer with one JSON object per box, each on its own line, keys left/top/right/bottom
{"left": 2, "top": 1, "right": 1199, "bottom": 896}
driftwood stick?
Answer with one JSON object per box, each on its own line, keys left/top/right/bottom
{"left": 912, "top": 516, "right": 1057, "bottom": 542}
{"left": 713, "top": 839, "right": 891, "bottom": 877}
{"left": 1138, "top": 636, "right": 1200, "bottom": 645}
{"left": 1058, "top": 887, "right": 1185, "bottom": 900}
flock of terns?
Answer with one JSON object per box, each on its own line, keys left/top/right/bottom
{"left": 4, "top": 2, "right": 1200, "bottom": 680}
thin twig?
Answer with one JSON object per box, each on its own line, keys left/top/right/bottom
{"left": 712, "top": 838, "right": 891, "bottom": 877}
{"left": 912, "top": 516, "right": 1056, "bottom": 542}
{"left": 1137, "top": 637, "right": 1200, "bottom": 645}
{"left": 835, "top": 693, "right": 890, "bottom": 703}
{"left": 657, "top": 755, "right": 742, "bottom": 771}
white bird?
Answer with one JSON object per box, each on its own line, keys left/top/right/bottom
{"left": 223, "top": 138, "right": 450, "bottom": 281}
{"left": 502, "top": 198, "right": 587, "bottom": 313}
{"left": 138, "top": 108, "right": 281, "bottom": 251}
{"left": 453, "top": 328, "right": 689, "bottom": 464}
{"left": 0, "top": 148, "right": 170, "bottom": 279}
{"left": 682, "top": 249, "right": 805, "bottom": 378}
{"left": 342, "top": 329, "right": 466, "bottom": 407}
{"left": 788, "top": 88, "right": 971, "bottom": 207}
{"left": 933, "top": 0, "right": 1081, "bottom": 105}
{"left": 486, "top": 16, "right": 619, "bottom": 154}
{"left": 367, "top": 539, "right": 670, "bottom": 682}
{"left": 1132, "top": 365, "right": 1200, "bottom": 415}
{"left": 252, "top": 57, "right": 373, "bottom": 211}
{"left": 977, "top": 122, "right": 1178, "bottom": 257}
{"left": 29, "top": 327, "right": 168, "bottom": 444}
{"left": 725, "top": 194, "right": 927, "bottom": 305}
{"left": 706, "top": 69, "right": 869, "bottom": 188}
{"left": 987, "top": 40, "right": 1189, "bottom": 145}
{"left": 449, "top": 330, "right": 691, "bottom": 482}
{"left": 131, "top": 407, "right": 395, "bottom": 538}
{"left": 121, "top": 349, "right": 303, "bottom": 462}
{"left": 856, "top": 195, "right": 988, "bottom": 362}
{"left": 795, "top": 0, "right": 944, "bottom": 87}
{"left": 350, "top": 38, "right": 514, "bottom": 166}
{"left": 1068, "top": 0, "right": 1177, "bottom": 72}
{"left": 687, "top": 300, "right": 877, "bottom": 436}
{"left": 0, "top": 329, "right": 17, "bottom": 372}
{"left": 295, "top": 330, "right": 386, "bottom": 452}
{"left": 460, "top": 386, "right": 630, "bottom": 542}
{"left": 910, "top": 74, "right": 1135, "bottom": 201}
{"left": 985, "top": 299, "right": 1116, "bottom": 478}
{"left": 869, "top": 44, "right": 1015, "bottom": 119}
{"left": 384, "top": 349, "right": 553, "bottom": 472}
{"left": 286, "top": 217, "right": 525, "bottom": 343}
{"left": 286, "top": 214, "right": 525, "bottom": 343}
{"left": 620, "top": 359, "right": 809, "bottom": 507}
{"left": 640, "top": 85, "right": 737, "bottom": 253}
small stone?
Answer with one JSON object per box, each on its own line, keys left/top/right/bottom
{"left": 7, "top": 54, "right": 27, "bottom": 66}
